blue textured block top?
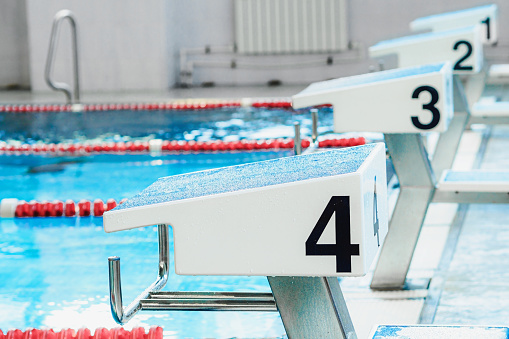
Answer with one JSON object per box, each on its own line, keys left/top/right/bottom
{"left": 412, "top": 4, "right": 497, "bottom": 24}
{"left": 114, "top": 143, "right": 377, "bottom": 211}
{"left": 295, "top": 63, "right": 448, "bottom": 98}
{"left": 370, "top": 26, "right": 476, "bottom": 50}
{"left": 443, "top": 171, "right": 509, "bottom": 182}
{"left": 370, "top": 325, "right": 509, "bottom": 339}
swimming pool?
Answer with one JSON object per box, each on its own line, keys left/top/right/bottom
{"left": 1, "top": 106, "right": 346, "bottom": 338}
{"left": 0, "top": 154, "right": 288, "bottom": 338}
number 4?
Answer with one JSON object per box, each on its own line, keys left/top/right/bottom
{"left": 305, "top": 196, "right": 359, "bottom": 273}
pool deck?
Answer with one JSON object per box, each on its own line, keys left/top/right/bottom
{"left": 2, "top": 84, "right": 509, "bottom": 338}
{"left": 0, "top": 86, "right": 305, "bottom": 104}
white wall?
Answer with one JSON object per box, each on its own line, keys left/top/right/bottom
{"left": 7, "top": 0, "right": 509, "bottom": 92}
{"left": 26, "top": 0, "right": 169, "bottom": 92}
{"left": 171, "top": 0, "right": 509, "bottom": 87}
{"left": 0, "top": 0, "right": 30, "bottom": 89}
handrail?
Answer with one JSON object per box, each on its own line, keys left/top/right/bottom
{"left": 45, "top": 9, "right": 80, "bottom": 104}
{"left": 108, "top": 224, "right": 169, "bottom": 324}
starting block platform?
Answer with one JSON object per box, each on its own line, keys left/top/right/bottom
{"left": 103, "top": 144, "right": 388, "bottom": 338}
{"left": 409, "top": 4, "right": 498, "bottom": 45}
{"left": 293, "top": 62, "right": 509, "bottom": 290}
{"left": 370, "top": 325, "right": 509, "bottom": 339}
{"left": 487, "top": 64, "right": 509, "bottom": 84}
{"left": 369, "top": 26, "right": 484, "bottom": 74}
{"left": 471, "top": 101, "right": 509, "bottom": 124}
{"left": 104, "top": 144, "right": 388, "bottom": 277}
{"left": 377, "top": 5, "right": 509, "bottom": 128}
{"left": 409, "top": 4, "right": 508, "bottom": 85}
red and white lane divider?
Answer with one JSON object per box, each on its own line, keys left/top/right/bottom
{"left": 0, "top": 327, "right": 163, "bottom": 339}
{"left": 0, "top": 198, "right": 126, "bottom": 218}
{"left": 0, "top": 99, "right": 307, "bottom": 113}
{"left": 0, "top": 137, "right": 366, "bottom": 155}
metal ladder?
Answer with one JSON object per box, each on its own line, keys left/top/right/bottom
{"left": 45, "top": 9, "right": 80, "bottom": 104}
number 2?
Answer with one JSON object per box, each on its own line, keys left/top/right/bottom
{"left": 305, "top": 196, "right": 359, "bottom": 273}
{"left": 453, "top": 40, "right": 473, "bottom": 71}
{"left": 411, "top": 85, "right": 440, "bottom": 130}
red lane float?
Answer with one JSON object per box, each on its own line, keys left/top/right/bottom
{"left": 0, "top": 99, "right": 298, "bottom": 113}
{"left": 0, "top": 137, "right": 366, "bottom": 155}
{"left": 6, "top": 198, "right": 126, "bottom": 218}
{"left": 0, "top": 327, "right": 163, "bottom": 339}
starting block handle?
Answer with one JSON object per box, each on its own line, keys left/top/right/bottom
{"left": 108, "top": 224, "right": 170, "bottom": 324}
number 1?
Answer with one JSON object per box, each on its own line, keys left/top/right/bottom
{"left": 482, "top": 17, "right": 491, "bottom": 40}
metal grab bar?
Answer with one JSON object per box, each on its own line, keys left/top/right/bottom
{"left": 45, "top": 9, "right": 80, "bottom": 104}
{"left": 108, "top": 224, "right": 170, "bottom": 325}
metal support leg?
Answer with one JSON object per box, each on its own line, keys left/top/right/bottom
{"left": 462, "top": 70, "right": 487, "bottom": 108}
{"left": 431, "top": 76, "right": 470, "bottom": 177}
{"left": 268, "top": 276, "right": 357, "bottom": 339}
{"left": 371, "top": 134, "right": 435, "bottom": 290}
{"left": 370, "top": 187, "right": 434, "bottom": 289}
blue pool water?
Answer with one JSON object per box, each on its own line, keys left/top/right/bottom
{"left": 0, "top": 153, "right": 291, "bottom": 338}
{"left": 1, "top": 107, "right": 336, "bottom": 338}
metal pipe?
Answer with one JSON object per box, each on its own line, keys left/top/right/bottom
{"left": 140, "top": 298, "right": 277, "bottom": 312}
{"left": 311, "top": 109, "right": 319, "bottom": 144}
{"left": 294, "top": 122, "right": 302, "bottom": 155}
{"left": 108, "top": 224, "right": 169, "bottom": 324}
{"left": 44, "top": 10, "right": 80, "bottom": 104}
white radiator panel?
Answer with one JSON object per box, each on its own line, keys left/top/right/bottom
{"left": 235, "top": 0, "right": 348, "bottom": 54}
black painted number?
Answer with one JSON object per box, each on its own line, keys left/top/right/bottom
{"left": 411, "top": 85, "right": 440, "bottom": 130}
{"left": 481, "top": 17, "right": 491, "bottom": 40}
{"left": 305, "top": 196, "right": 359, "bottom": 273}
{"left": 453, "top": 40, "right": 473, "bottom": 71}
{"left": 373, "top": 178, "right": 380, "bottom": 247}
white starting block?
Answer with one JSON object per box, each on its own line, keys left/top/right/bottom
{"left": 369, "top": 25, "right": 484, "bottom": 75}
{"left": 103, "top": 144, "right": 388, "bottom": 338}
{"left": 369, "top": 24, "right": 509, "bottom": 174}
{"left": 409, "top": 4, "right": 508, "bottom": 84}
{"left": 293, "top": 62, "right": 509, "bottom": 290}
{"left": 409, "top": 4, "right": 498, "bottom": 45}
{"left": 487, "top": 63, "right": 509, "bottom": 84}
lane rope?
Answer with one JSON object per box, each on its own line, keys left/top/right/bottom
{"left": 0, "top": 198, "right": 125, "bottom": 218}
{"left": 0, "top": 99, "right": 319, "bottom": 113}
{"left": 0, "top": 137, "right": 366, "bottom": 155}
{"left": 0, "top": 327, "right": 163, "bottom": 339}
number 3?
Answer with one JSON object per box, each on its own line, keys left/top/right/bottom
{"left": 411, "top": 86, "right": 440, "bottom": 130}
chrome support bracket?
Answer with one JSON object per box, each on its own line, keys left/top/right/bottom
{"left": 108, "top": 224, "right": 169, "bottom": 324}
{"left": 107, "top": 224, "right": 358, "bottom": 338}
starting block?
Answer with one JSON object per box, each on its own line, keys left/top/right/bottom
{"left": 369, "top": 25, "right": 484, "bottom": 75}
{"left": 409, "top": 4, "right": 498, "bottom": 45}
{"left": 409, "top": 4, "right": 507, "bottom": 84}
{"left": 377, "top": 8, "right": 509, "bottom": 127}
{"left": 369, "top": 24, "right": 500, "bottom": 175}
{"left": 293, "top": 62, "right": 509, "bottom": 289}
{"left": 103, "top": 144, "right": 388, "bottom": 338}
